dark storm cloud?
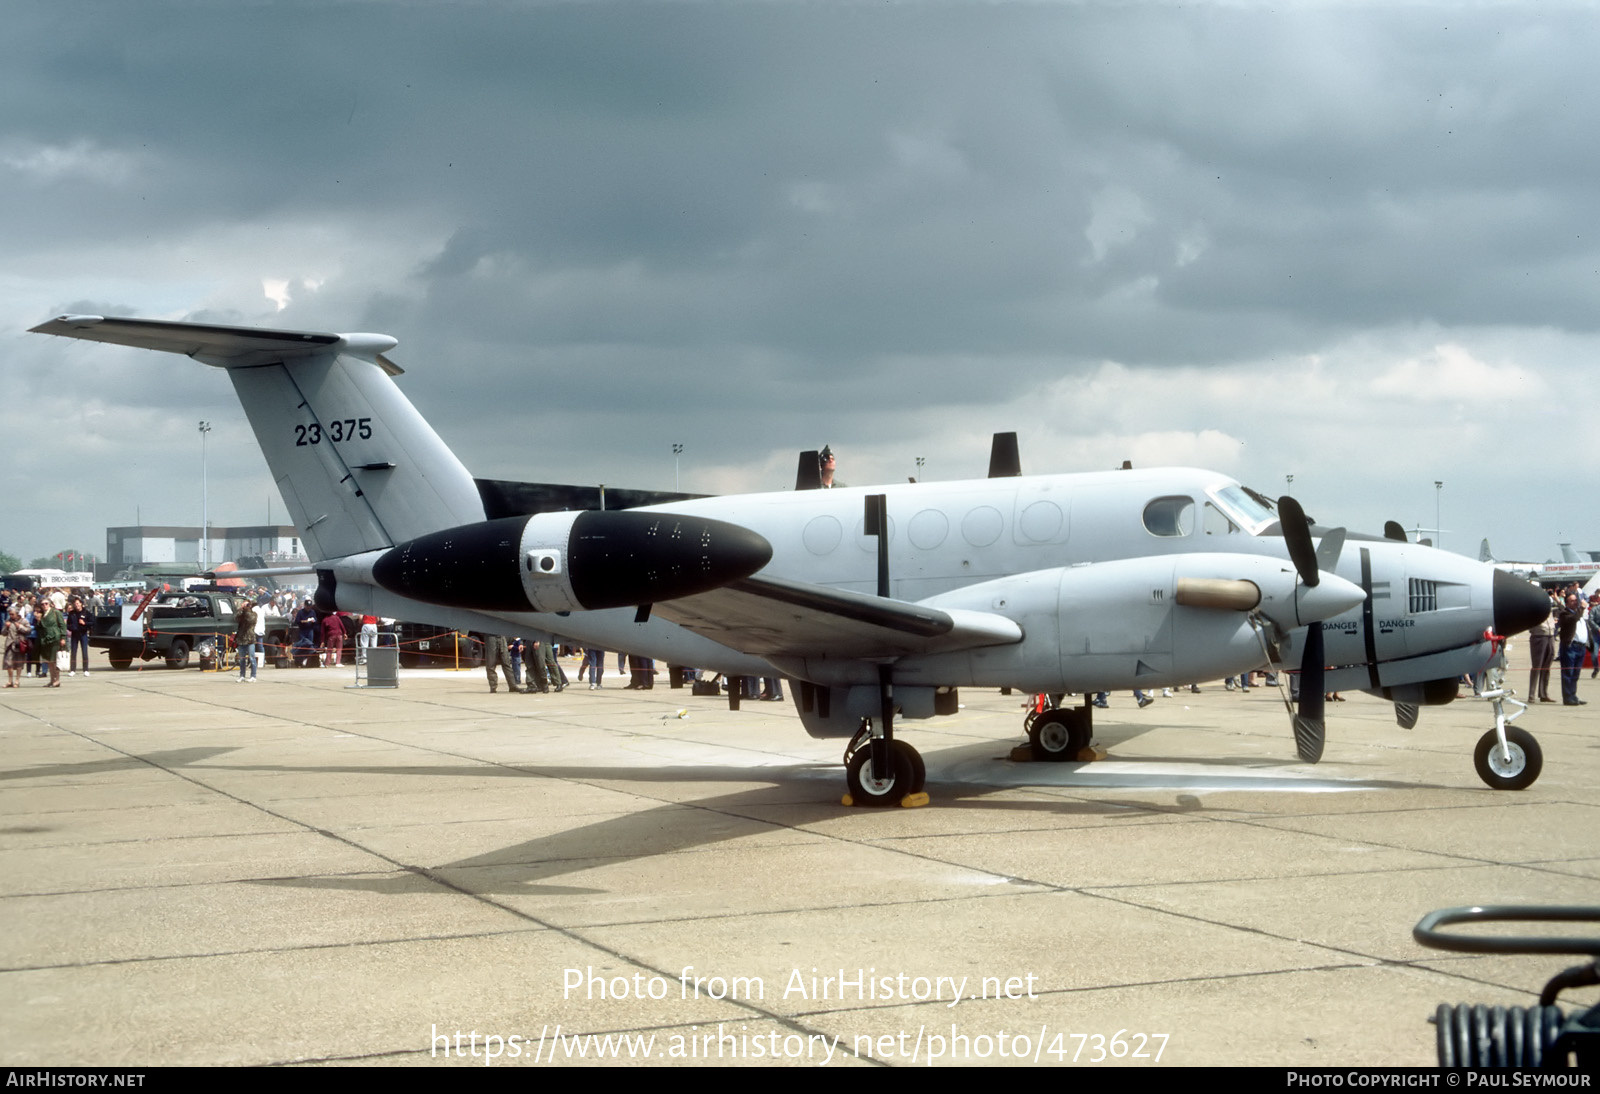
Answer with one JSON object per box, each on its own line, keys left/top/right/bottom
{"left": 4, "top": 1, "right": 1598, "bottom": 561}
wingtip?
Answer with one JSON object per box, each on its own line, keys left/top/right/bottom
{"left": 29, "top": 314, "right": 105, "bottom": 335}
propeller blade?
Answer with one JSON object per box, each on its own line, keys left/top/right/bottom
{"left": 1315, "top": 526, "right": 1346, "bottom": 574}
{"left": 1394, "top": 702, "right": 1419, "bottom": 730}
{"left": 1277, "top": 496, "right": 1319, "bottom": 588}
{"left": 1293, "top": 621, "right": 1326, "bottom": 763}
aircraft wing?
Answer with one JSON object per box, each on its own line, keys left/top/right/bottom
{"left": 650, "top": 573, "right": 1022, "bottom": 659}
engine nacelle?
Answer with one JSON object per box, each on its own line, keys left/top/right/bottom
{"left": 894, "top": 552, "right": 1364, "bottom": 694}
{"left": 369, "top": 511, "right": 772, "bottom": 613}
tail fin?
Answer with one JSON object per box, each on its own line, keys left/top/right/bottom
{"left": 1479, "top": 538, "right": 1493, "bottom": 563}
{"left": 30, "top": 316, "right": 484, "bottom": 562}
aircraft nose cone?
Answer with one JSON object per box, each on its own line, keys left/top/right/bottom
{"left": 1295, "top": 571, "right": 1366, "bottom": 626}
{"left": 1493, "top": 569, "right": 1549, "bottom": 636}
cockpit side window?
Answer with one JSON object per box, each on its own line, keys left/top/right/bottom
{"left": 1142, "top": 496, "right": 1195, "bottom": 538}
{"left": 1208, "top": 485, "right": 1275, "bottom": 536}
{"left": 1204, "top": 502, "right": 1240, "bottom": 537}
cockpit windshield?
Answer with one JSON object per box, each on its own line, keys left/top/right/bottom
{"left": 1207, "top": 484, "right": 1276, "bottom": 536}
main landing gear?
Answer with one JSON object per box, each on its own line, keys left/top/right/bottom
{"left": 843, "top": 732, "right": 926, "bottom": 806}
{"left": 840, "top": 665, "right": 929, "bottom": 808}
{"left": 1021, "top": 695, "right": 1095, "bottom": 762}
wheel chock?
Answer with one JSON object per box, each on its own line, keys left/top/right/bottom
{"left": 840, "top": 792, "right": 931, "bottom": 808}
{"left": 1010, "top": 743, "right": 1108, "bottom": 763}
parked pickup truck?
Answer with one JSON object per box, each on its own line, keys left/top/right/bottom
{"left": 92, "top": 590, "right": 293, "bottom": 670}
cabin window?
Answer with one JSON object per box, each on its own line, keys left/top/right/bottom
{"left": 1142, "top": 496, "right": 1195, "bottom": 538}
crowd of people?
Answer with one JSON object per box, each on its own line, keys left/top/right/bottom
{"left": 1, "top": 588, "right": 95, "bottom": 688}
{"left": 1527, "top": 583, "right": 1600, "bottom": 707}
{"left": 6, "top": 576, "right": 1596, "bottom": 712}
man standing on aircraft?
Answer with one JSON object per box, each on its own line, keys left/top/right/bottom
{"left": 1557, "top": 592, "right": 1588, "bottom": 706}
{"left": 818, "top": 445, "right": 843, "bottom": 488}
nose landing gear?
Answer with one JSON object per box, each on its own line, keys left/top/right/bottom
{"left": 1473, "top": 634, "right": 1542, "bottom": 790}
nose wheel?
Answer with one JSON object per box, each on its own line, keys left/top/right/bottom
{"left": 1472, "top": 644, "right": 1542, "bottom": 790}
{"left": 1474, "top": 725, "right": 1543, "bottom": 791}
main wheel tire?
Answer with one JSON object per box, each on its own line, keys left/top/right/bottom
{"left": 109, "top": 657, "right": 132, "bottom": 671}
{"left": 165, "top": 640, "right": 190, "bottom": 670}
{"left": 846, "top": 742, "right": 916, "bottom": 806}
{"left": 1029, "top": 709, "right": 1090, "bottom": 762}
{"left": 1473, "top": 727, "right": 1543, "bottom": 791}
{"left": 896, "top": 739, "right": 927, "bottom": 795}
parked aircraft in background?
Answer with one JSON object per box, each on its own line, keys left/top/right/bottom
{"left": 1481, "top": 540, "right": 1600, "bottom": 589}
{"left": 32, "top": 315, "right": 1552, "bottom": 799}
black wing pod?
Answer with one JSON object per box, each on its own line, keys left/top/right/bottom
{"left": 562, "top": 510, "right": 772, "bottom": 610}
{"left": 372, "top": 511, "right": 771, "bottom": 614}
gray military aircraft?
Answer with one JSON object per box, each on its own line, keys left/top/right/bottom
{"left": 32, "top": 315, "right": 1552, "bottom": 800}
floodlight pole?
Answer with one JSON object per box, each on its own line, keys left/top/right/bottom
{"left": 199, "top": 421, "right": 212, "bottom": 570}
{"left": 673, "top": 443, "right": 683, "bottom": 492}
{"left": 1434, "top": 481, "right": 1443, "bottom": 552}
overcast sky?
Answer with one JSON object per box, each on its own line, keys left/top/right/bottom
{"left": 5, "top": 0, "right": 1597, "bottom": 567}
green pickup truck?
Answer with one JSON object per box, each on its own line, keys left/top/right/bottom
{"left": 91, "top": 590, "right": 293, "bottom": 670}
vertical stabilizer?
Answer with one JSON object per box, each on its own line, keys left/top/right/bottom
{"left": 29, "top": 316, "right": 485, "bottom": 562}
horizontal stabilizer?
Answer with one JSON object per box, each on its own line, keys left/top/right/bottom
{"left": 30, "top": 315, "right": 402, "bottom": 373}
